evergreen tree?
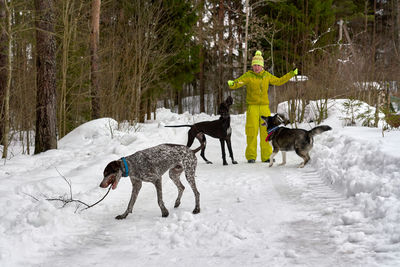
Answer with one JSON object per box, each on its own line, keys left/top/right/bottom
{"left": 253, "top": 0, "right": 336, "bottom": 74}
{"left": 159, "top": 0, "right": 200, "bottom": 102}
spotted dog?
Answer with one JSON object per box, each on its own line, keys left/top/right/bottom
{"left": 100, "top": 143, "right": 202, "bottom": 219}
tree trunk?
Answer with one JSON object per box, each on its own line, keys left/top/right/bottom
{"left": 177, "top": 89, "right": 183, "bottom": 114}
{"left": 243, "top": 0, "right": 249, "bottom": 74}
{"left": 0, "top": 0, "right": 7, "bottom": 147}
{"left": 198, "top": 0, "right": 205, "bottom": 113}
{"left": 59, "top": 0, "right": 73, "bottom": 138}
{"left": 397, "top": 0, "right": 400, "bottom": 55}
{"left": 1, "top": 0, "right": 11, "bottom": 158}
{"left": 228, "top": 4, "right": 234, "bottom": 81}
{"left": 34, "top": 0, "right": 57, "bottom": 154}
{"left": 139, "top": 94, "right": 146, "bottom": 123}
{"left": 146, "top": 95, "right": 151, "bottom": 121}
{"left": 217, "top": 0, "right": 224, "bottom": 106}
{"left": 199, "top": 45, "right": 205, "bottom": 113}
{"left": 237, "top": 2, "right": 244, "bottom": 114}
{"left": 90, "top": 0, "right": 101, "bottom": 119}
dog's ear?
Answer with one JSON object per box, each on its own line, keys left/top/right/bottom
{"left": 260, "top": 115, "right": 268, "bottom": 126}
{"left": 277, "top": 113, "right": 290, "bottom": 125}
{"left": 104, "top": 160, "right": 120, "bottom": 177}
{"left": 225, "top": 96, "right": 233, "bottom": 106}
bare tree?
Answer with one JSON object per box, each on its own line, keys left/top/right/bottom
{"left": 90, "top": 0, "right": 101, "bottom": 119}
{"left": 396, "top": 0, "right": 400, "bottom": 55}
{"left": 197, "top": 0, "right": 206, "bottom": 113}
{"left": 101, "top": 0, "right": 183, "bottom": 122}
{"left": 34, "top": 0, "right": 57, "bottom": 154}
{"left": 1, "top": 0, "right": 11, "bottom": 158}
{"left": 0, "top": 0, "right": 7, "bottom": 151}
{"left": 58, "top": 0, "right": 77, "bottom": 138}
{"left": 217, "top": 0, "right": 224, "bottom": 107}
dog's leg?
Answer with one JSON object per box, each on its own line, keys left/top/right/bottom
{"left": 197, "top": 134, "right": 212, "bottom": 164}
{"left": 219, "top": 139, "right": 228, "bottom": 165}
{"left": 296, "top": 149, "right": 310, "bottom": 168}
{"left": 278, "top": 151, "right": 286, "bottom": 166}
{"left": 116, "top": 179, "right": 142, "bottom": 220}
{"left": 186, "top": 129, "right": 196, "bottom": 147}
{"left": 183, "top": 162, "right": 200, "bottom": 214}
{"left": 153, "top": 178, "right": 169, "bottom": 217}
{"left": 300, "top": 153, "right": 311, "bottom": 168}
{"left": 226, "top": 137, "right": 238, "bottom": 164}
{"left": 269, "top": 151, "right": 278, "bottom": 167}
{"left": 169, "top": 164, "right": 185, "bottom": 208}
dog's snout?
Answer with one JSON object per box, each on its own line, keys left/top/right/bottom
{"left": 100, "top": 175, "right": 113, "bottom": 188}
{"left": 99, "top": 179, "right": 107, "bottom": 188}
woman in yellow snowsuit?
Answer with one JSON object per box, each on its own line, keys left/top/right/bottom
{"left": 228, "top": 51, "right": 298, "bottom": 163}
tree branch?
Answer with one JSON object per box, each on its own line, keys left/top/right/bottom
{"left": 25, "top": 167, "right": 112, "bottom": 212}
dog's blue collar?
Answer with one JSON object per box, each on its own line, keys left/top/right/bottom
{"left": 121, "top": 157, "right": 129, "bottom": 177}
{"left": 268, "top": 126, "right": 280, "bottom": 134}
{"left": 266, "top": 126, "right": 280, "bottom": 142}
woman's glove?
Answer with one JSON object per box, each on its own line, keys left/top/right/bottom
{"left": 228, "top": 80, "right": 234, "bottom": 86}
{"left": 293, "top": 68, "right": 298, "bottom": 75}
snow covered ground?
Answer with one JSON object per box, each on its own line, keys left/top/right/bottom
{"left": 0, "top": 99, "right": 399, "bottom": 267}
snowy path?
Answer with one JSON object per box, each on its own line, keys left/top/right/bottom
{"left": 31, "top": 158, "right": 366, "bottom": 267}
{"left": 3, "top": 106, "right": 400, "bottom": 267}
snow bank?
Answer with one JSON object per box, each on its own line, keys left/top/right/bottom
{"left": 1, "top": 100, "right": 400, "bottom": 267}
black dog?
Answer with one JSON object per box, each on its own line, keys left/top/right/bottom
{"left": 165, "top": 96, "right": 237, "bottom": 166}
{"left": 261, "top": 114, "right": 332, "bottom": 168}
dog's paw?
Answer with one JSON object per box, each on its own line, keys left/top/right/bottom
{"left": 298, "top": 163, "right": 305, "bottom": 168}
{"left": 206, "top": 161, "right": 213, "bottom": 164}
{"left": 115, "top": 214, "right": 127, "bottom": 220}
{"left": 232, "top": 160, "right": 238, "bottom": 164}
{"left": 174, "top": 200, "right": 181, "bottom": 208}
{"left": 192, "top": 207, "right": 200, "bottom": 214}
{"left": 269, "top": 163, "right": 273, "bottom": 167}
{"left": 223, "top": 162, "right": 228, "bottom": 166}
{"left": 162, "top": 210, "right": 169, "bottom": 217}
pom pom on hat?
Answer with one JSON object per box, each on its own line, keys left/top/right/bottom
{"left": 252, "top": 50, "right": 264, "bottom": 67}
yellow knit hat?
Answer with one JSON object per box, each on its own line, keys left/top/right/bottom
{"left": 251, "top": 50, "right": 264, "bottom": 67}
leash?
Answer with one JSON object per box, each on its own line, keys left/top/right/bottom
{"left": 266, "top": 126, "right": 280, "bottom": 142}
{"left": 27, "top": 166, "right": 114, "bottom": 213}
{"left": 121, "top": 157, "right": 129, "bottom": 177}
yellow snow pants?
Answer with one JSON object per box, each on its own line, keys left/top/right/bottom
{"left": 245, "top": 105, "right": 273, "bottom": 162}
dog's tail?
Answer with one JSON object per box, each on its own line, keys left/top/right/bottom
{"left": 191, "top": 133, "right": 205, "bottom": 154}
{"left": 165, "top": 125, "right": 192, "bottom": 128}
{"left": 309, "top": 125, "right": 332, "bottom": 137}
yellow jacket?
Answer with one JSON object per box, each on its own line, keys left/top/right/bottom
{"left": 229, "top": 70, "right": 295, "bottom": 105}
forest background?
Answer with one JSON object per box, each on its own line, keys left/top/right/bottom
{"left": 0, "top": 0, "right": 400, "bottom": 157}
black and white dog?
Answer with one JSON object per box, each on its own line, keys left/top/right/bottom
{"left": 165, "top": 96, "right": 237, "bottom": 166}
{"left": 261, "top": 114, "right": 332, "bottom": 168}
{"left": 100, "top": 144, "right": 202, "bottom": 219}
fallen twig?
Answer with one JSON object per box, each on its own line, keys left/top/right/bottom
{"left": 45, "top": 186, "right": 111, "bottom": 212}
{"left": 25, "top": 167, "right": 112, "bottom": 212}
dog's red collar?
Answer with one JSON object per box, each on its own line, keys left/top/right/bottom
{"left": 266, "top": 126, "right": 280, "bottom": 142}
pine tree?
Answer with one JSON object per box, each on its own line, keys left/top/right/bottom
{"left": 34, "top": 0, "right": 58, "bottom": 153}
{"left": 159, "top": 0, "right": 200, "bottom": 113}
{"left": 254, "top": 0, "right": 336, "bottom": 74}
